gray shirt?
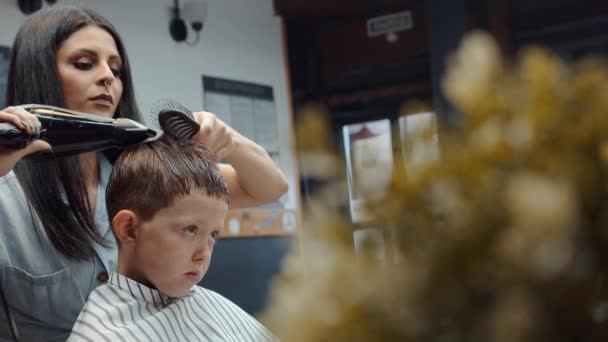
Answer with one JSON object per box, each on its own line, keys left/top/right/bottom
{"left": 0, "top": 155, "right": 117, "bottom": 342}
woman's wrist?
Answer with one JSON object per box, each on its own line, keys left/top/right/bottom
{"left": 222, "top": 131, "right": 257, "bottom": 165}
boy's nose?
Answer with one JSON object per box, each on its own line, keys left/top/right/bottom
{"left": 193, "top": 239, "right": 214, "bottom": 261}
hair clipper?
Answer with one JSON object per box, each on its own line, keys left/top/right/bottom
{"left": 0, "top": 104, "right": 158, "bottom": 160}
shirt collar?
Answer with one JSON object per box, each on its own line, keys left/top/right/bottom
{"left": 95, "top": 153, "right": 112, "bottom": 236}
{"left": 109, "top": 272, "right": 194, "bottom": 307}
{"left": 98, "top": 152, "right": 112, "bottom": 190}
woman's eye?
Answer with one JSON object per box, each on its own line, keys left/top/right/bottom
{"left": 184, "top": 226, "right": 197, "bottom": 236}
{"left": 110, "top": 67, "right": 122, "bottom": 78}
{"left": 73, "top": 61, "right": 93, "bottom": 70}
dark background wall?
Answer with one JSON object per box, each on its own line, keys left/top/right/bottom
{"left": 277, "top": 0, "right": 608, "bottom": 201}
{"left": 200, "top": 236, "right": 293, "bottom": 315}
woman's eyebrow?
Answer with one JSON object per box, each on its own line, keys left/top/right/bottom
{"left": 72, "top": 48, "right": 122, "bottom": 61}
{"left": 72, "top": 48, "right": 97, "bottom": 56}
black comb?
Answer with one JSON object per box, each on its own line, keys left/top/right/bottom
{"left": 156, "top": 100, "right": 200, "bottom": 141}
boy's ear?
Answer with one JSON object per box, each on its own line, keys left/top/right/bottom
{"left": 112, "top": 210, "right": 140, "bottom": 244}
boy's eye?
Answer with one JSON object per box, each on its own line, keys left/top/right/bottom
{"left": 184, "top": 226, "right": 198, "bottom": 236}
{"left": 211, "top": 230, "right": 220, "bottom": 239}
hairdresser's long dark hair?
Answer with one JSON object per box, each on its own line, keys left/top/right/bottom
{"left": 6, "top": 6, "right": 143, "bottom": 260}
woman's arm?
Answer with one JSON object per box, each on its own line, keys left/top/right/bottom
{"left": 192, "top": 111, "right": 288, "bottom": 208}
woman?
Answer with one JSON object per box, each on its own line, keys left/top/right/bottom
{"left": 0, "top": 5, "right": 288, "bottom": 341}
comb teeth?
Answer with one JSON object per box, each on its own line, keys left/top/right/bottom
{"left": 164, "top": 114, "right": 199, "bottom": 140}
{"left": 153, "top": 99, "right": 200, "bottom": 142}
{"left": 159, "top": 109, "right": 200, "bottom": 141}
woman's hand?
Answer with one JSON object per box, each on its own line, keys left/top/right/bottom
{"left": 0, "top": 106, "right": 51, "bottom": 176}
{"left": 191, "top": 110, "right": 288, "bottom": 208}
{"left": 192, "top": 111, "right": 237, "bottom": 160}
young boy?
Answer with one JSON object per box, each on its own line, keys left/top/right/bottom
{"left": 68, "top": 138, "right": 275, "bottom": 341}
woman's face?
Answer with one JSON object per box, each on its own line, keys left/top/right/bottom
{"left": 56, "top": 25, "right": 123, "bottom": 118}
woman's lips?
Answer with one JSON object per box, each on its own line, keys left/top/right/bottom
{"left": 90, "top": 94, "right": 113, "bottom": 108}
{"left": 91, "top": 99, "right": 113, "bottom": 108}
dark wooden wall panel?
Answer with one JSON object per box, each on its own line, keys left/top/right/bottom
{"left": 317, "top": 3, "right": 427, "bottom": 75}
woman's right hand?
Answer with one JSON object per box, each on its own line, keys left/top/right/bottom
{"left": 0, "top": 106, "right": 51, "bottom": 177}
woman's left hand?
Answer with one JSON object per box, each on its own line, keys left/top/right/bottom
{"left": 191, "top": 111, "right": 238, "bottom": 160}
{"left": 190, "top": 109, "right": 288, "bottom": 208}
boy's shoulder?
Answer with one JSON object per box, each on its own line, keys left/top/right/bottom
{"left": 190, "top": 285, "right": 249, "bottom": 315}
{"left": 190, "top": 285, "right": 275, "bottom": 339}
{"left": 80, "top": 274, "right": 148, "bottom": 315}
{"left": 191, "top": 284, "right": 228, "bottom": 303}
{"left": 80, "top": 282, "right": 125, "bottom": 313}
{"left": 71, "top": 281, "right": 276, "bottom": 342}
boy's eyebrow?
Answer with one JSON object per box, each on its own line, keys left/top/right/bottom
{"left": 169, "top": 221, "right": 198, "bottom": 229}
{"left": 169, "top": 221, "right": 190, "bottom": 229}
{"left": 168, "top": 217, "right": 220, "bottom": 230}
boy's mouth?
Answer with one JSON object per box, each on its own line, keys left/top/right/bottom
{"left": 185, "top": 271, "right": 202, "bottom": 283}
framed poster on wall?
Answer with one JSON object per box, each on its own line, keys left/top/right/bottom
{"left": 202, "top": 75, "right": 296, "bottom": 237}
{"left": 202, "top": 76, "right": 279, "bottom": 157}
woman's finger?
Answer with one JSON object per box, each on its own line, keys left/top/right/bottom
{"left": 205, "top": 126, "right": 224, "bottom": 151}
{"left": 193, "top": 112, "right": 214, "bottom": 145}
{"left": 3, "top": 107, "right": 40, "bottom": 135}
{"left": 214, "top": 127, "right": 238, "bottom": 159}
{"left": 0, "top": 112, "right": 27, "bottom": 130}
{"left": 207, "top": 116, "right": 230, "bottom": 151}
{"left": 218, "top": 128, "right": 233, "bottom": 152}
{"left": 21, "top": 139, "right": 52, "bottom": 155}
{"left": 4, "top": 106, "right": 36, "bottom": 125}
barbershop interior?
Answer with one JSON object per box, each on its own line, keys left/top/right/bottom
{"left": 1, "top": 0, "right": 608, "bottom": 341}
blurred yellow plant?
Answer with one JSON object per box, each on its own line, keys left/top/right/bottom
{"left": 262, "top": 31, "right": 608, "bottom": 341}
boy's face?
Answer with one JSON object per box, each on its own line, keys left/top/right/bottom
{"left": 132, "top": 190, "right": 228, "bottom": 298}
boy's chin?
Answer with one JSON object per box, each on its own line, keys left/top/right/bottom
{"left": 160, "top": 284, "right": 195, "bottom": 298}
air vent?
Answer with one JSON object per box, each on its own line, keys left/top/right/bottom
{"left": 367, "top": 11, "right": 413, "bottom": 37}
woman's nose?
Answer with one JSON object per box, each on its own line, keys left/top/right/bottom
{"left": 96, "top": 64, "right": 115, "bottom": 87}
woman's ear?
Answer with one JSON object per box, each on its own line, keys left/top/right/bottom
{"left": 112, "top": 210, "right": 139, "bottom": 244}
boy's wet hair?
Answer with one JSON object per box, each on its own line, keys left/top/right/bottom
{"left": 106, "top": 136, "right": 229, "bottom": 222}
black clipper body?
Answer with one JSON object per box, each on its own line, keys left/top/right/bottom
{"left": 0, "top": 104, "right": 158, "bottom": 159}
